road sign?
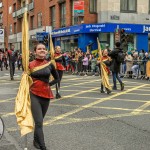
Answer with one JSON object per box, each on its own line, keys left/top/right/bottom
{"left": 0, "top": 29, "right": 4, "bottom": 43}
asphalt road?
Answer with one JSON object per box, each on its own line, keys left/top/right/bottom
{"left": 0, "top": 70, "right": 150, "bottom": 150}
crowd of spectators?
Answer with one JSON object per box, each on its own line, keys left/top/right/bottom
{"left": 0, "top": 47, "right": 150, "bottom": 80}
{"left": 63, "top": 48, "right": 150, "bottom": 80}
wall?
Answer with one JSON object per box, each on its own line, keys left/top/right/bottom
{"left": 98, "top": 0, "right": 150, "bottom": 24}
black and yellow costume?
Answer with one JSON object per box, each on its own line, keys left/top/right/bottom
{"left": 54, "top": 52, "right": 66, "bottom": 99}
{"left": 29, "top": 58, "right": 59, "bottom": 150}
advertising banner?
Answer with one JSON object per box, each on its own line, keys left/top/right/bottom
{"left": 74, "top": 1, "right": 84, "bottom": 16}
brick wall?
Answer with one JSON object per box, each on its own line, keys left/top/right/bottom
{"left": 2, "top": 0, "right": 97, "bottom": 47}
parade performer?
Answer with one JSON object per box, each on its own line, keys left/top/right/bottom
{"left": 97, "top": 38, "right": 112, "bottom": 94}
{"left": 29, "top": 43, "right": 59, "bottom": 150}
{"left": 98, "top": 49, "right": 111, "bottom": 94}
{"left": 15, "top": 10, "right": 58, "bottom": 150}
{"left": 54, "top": 46, "right": 66, "bottom": 99}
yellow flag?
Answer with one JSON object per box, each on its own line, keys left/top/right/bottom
{"left": 49, "top": 34, "right": 56, "bottom": 68}
{"left": 97, "top": 38, "right": 111, "bottom": 90}
{"left": 15, "top": 10, "right": 34, "bottom": 136}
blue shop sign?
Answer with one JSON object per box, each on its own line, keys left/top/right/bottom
{"left": 51, "top": 23, "right": 150, "bottom": 37}
{"left": 36, "top": 32, "right": 49, "bottom": 41}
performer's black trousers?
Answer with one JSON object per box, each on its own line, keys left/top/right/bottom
{"left": 57, "top": 70, "right": 63, "bottom": 88}
{"left": 9, "top": 62, "right": 15, "bottom": 78}
{"left": 30, "top": 92, "right": 50, "bottom": 148}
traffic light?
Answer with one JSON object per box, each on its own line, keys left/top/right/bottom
{"left": 43, "top": 35, "right": 49, "bottom": 47}
{"left": 120, "top": 29, "right": 126, "bottom": 44}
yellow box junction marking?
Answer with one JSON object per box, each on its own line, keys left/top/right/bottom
{"left": 44, "top": 84, "right": 147, "bottom": 126}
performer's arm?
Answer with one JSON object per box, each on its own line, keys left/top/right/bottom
{"left": 55, "top": 57, "right": 62, "bottom": 62}
{"left": 49, "top": 64, "right": 59, "bottom": 86}
{"left": 62, "top": 55, "right": 66, "bottom": 67}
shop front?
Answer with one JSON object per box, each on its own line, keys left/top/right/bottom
{"left": 51, "top": 23, "right": 150, "bottom": 53}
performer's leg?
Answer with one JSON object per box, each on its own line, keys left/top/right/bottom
{"left": 30, "top": 92, "right": 49, "bottom": 149}
{"left": 101, "top": 83, "right": 105, "bottom": 93}
{"left": 9, "top": 62, "right": 14, "bottom": 80}
{"left": 56, "top": 70, "right": 63, "bottom": 99}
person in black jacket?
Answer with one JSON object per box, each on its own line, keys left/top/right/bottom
{"left": 108, "top": 42, "right": 124, "bottom": 90}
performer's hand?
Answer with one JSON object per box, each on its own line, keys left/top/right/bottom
{"left": 108, "top": 57, "right": 112, "bottom": 61}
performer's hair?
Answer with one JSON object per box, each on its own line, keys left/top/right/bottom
{"left": 55, "top": 46, "right": 60, "bottom": 50}
{"left": 34, "top": 43, "right": 46, "bottom": 51}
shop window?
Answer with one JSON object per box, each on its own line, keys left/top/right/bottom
{"left": 60, "top": 3, "right": 66, "bottom": 27}
{"left": 50, "top": 6, "right": 56, "bottom": 29}
{"left": 120, "top": 0, "right": 137, "bottom": 13}
{"left": 89, "top": 0, "right": 97, "bottom": 13}
{"left": 37, "top": 12, "right": 42, "bottom": 27}
{"left": 72, "top": 16, "right": 84, "bottom": 25}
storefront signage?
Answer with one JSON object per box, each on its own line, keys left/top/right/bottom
{"left": 143, "top": 25, "right": 150, "bottom": 33}
{"left": 36, "top": 32, "right": 49, "bottom": 41}
{"left": 0, "top": 29, "right": 4, "bottom": 43}
{"left": 74, "top": 1, "right": 84, "bottom": 16}
{"left": 52, "top": 29, "right": 71, "bottom": 35}
{"left": 85, "top": 24, "right": 106, "bottom": 32}
{"left": 51, "top": 23, "right": 150, "bottom": 37}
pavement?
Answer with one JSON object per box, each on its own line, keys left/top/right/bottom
{"left": 0, "top": 69, "right": 150, "bottom": 150}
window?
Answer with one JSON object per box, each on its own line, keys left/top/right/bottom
{"left": 121, "top": 0, "right": 137, "bottom": 12}
{"left": 0, "top": 2, "right": 3, "bottom": 8}
{"left": 37, "top": 12, "right": 42, "bottom": 27}
{"left": 60, "top": 3, "right": 66, "bottom": 27}
{"left": 10, "top": 24, "right": 12, "bottom": 35}
{"left": 30, "top": 15, "right": 34, "bottom": 30}
{"left": 89, "top": 0, "right": 97, "bottom": 13}
{"left": 22, "top": 1, "right": 26, "bottom": 7}
{"left": 14, "top": 23, "right": 17, "bottom": 34}
{"left": 50, "top": 6, "right": 55, "bottom": 29}
{"left": 9, "top": 6, "right": 12, "bottom": 14}
{"left": 13, "top": 3, "right": 16, "bottom": 12}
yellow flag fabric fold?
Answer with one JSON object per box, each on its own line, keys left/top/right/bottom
{"left": 49, "top": 34, "right": 56, "bottom": 68}
{"left": 15, "top": 10, "right": 34, "bottom": 136}
{"left": 97, "top": 38, "right": 111, "bottom": 90}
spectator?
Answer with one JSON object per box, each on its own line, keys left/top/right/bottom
{"left": 108, "top": 42, "right": 124, "bottom": 90}
{"left": 91, "top": 54, "right": 97, "bottom": 76}
{"left": 7, "top": 45, "right": 18, "bottom": 80}
{"left": 0, "top": 49, "right": 3, "bottom": 71}
{"left": 131, "top": 52, "right": 139, "bottom": 78}
{"left": 82, "top": 53, "right": 89, "bottom": 76}
{"left": 125, "top": 51, "right": 133, "bottom": 78}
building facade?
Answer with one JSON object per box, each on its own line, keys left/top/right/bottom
{"left": 97, "top": 0, "right": 150, "bottom": 52}
{"left": 1, "top": 0, "right": 150, "bottom": 52}
{"left": 51, "top": 0, "right": 150, "bottom": 52}
{"left": 0, "top": 0, "right": 97, "bottom": 52}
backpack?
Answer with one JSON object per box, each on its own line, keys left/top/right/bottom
{"left": 116, "top": 51, "right": 125, "bottom": 63}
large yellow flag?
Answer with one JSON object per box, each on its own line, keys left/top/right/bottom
{"left": 49, "top": 34, "right": 56, "bottom": 68}
{"left": 15, "top": 10, "right": 34, "bottom": 136}
{"left": 97, "top": 38, "right": 111, "bottom": 90}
